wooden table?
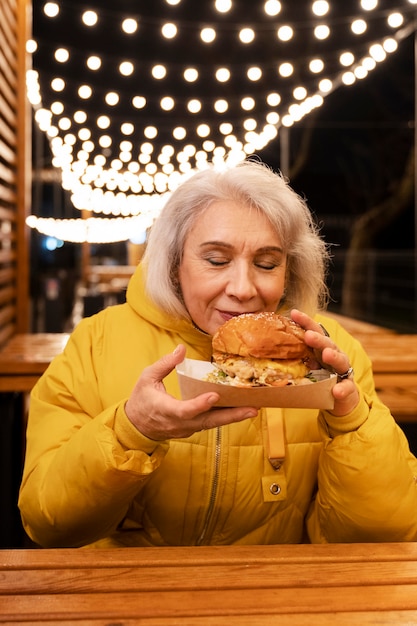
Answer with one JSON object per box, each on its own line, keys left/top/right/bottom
{"left": 357, "top": 334, "right": 417, "bottom": 374}
{"left": 1, "top": 543, "right": 417, "bottom": 624}
{"left": 355, "top": 333, "right": 417, "bottom": 423}
{"left": 0, "top": 333, "right": 69, "bottom": 392}
{"left": 326, "top": 313, "right": 417, "bottom": 423}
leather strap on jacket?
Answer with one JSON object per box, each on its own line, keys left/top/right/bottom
{"left": 266, "top": 411, "right": 285, "bottom": 470}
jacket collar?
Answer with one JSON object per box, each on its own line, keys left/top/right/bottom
{"left": 126, "top": 263, "right": 213, "bottom": 354}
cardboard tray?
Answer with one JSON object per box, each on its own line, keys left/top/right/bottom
{"left": 176, "top": 358, "right": 336, "bottom": 409}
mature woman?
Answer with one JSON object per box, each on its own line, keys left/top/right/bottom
{"left": 19, "top": 160, "right": 417, "bottom": 548}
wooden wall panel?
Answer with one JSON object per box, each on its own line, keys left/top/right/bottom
{"left": 0, "top": 0, "right": 30, "bottom": 348}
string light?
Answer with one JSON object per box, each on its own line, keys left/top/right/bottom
{"left": 27, "top": 0, "right": 417, "bottom": 243}
{"left": 26, "top": 214, "right": 161, "bottom": 243}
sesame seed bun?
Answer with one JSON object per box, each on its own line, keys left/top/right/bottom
{"left": 209, "top": 313, "right": 314, "bottom": 387}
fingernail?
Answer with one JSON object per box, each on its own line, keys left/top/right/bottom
{"left": 173, "top": 345, "right": 181, "bottom": 356}
{"left": 244, "top": 409, "right": 258, "bottom": 418}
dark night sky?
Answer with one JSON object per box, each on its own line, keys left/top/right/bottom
{"left": 259, "top": 31, "right": 415, "bottom": 251}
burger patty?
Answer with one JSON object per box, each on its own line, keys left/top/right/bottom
{"left": 210, "top": 353, "right": 310, "bottom": 387}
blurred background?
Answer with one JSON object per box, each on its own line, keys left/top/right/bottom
{"left": 27, "top": 0, "right": 416, "bottom": 335}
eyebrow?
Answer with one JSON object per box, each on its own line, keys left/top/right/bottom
{"left": 199, "top": 241, "right": 284, "bottom": 254}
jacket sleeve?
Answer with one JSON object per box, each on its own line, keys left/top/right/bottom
{"left": 18, "top": 317, "right": 169, "bottom": 548}
{"left": 306, "top": 321, "right": 417, "bottom": 543}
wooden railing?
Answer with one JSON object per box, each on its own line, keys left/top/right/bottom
{"left": 0, "top": 0, "right": 31, "bottom": 349}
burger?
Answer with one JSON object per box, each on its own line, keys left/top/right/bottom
{"left": 207, "top": 312, "right": 315, "bottom": 387}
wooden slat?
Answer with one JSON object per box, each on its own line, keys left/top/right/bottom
{"left": 0, "top": 21, "right": 16, "bottom": 83}
{"left": 0, "top": 228, "right": 16, "bottom": 243}
{"left": 1, "top": 0, "right": 16, "bottom": 24}
{"left": 1, "top": 544, "right": 417, "bottom": 623}
{"left": 0, "top": 112, "right": 16, "bottom": 147}
{"left": 2, "top": 585, "right": 417, "bottom": 622}
{"left": 3, "top": 542, "right": 417, "bottom": 569}
{"left": 0, "top": 303, "right": 16, "bottom": 327}
{"left": 0, "top": 90, "right": 15, "bottom": 128}
{"left": 0, "top": 291, "right": 15, "bottom": 320}
{"left": 0, "top": 181, "right": 17, "bottom": 204}
{"left": 0, "top": 321, "right": 15, "bottom": 347}
{"left": 0, "top": 135, "right": 16, "bottom": 164}
{"left": 0, "top": 285, "right": 16, "bottom": 304}
{"left": 0, "top": 71, "right": 17, "bottom": 112}
{"left": 0, "top": 0, "right": 17, "bottom": 58}
{"left": 0, "top": 205, "right": 15, "bottom": 220}
{"left": 0, "top": 248, "right": 16, "bottom": 263}
{"left": 3, "top": 561, "right": 417, "bottom": 595}
{"left": 0, "top": 267, "right": 14, "bottom": 284}
{"left": 0, "top": 613, "right": 415, "bottom": 626}
{"left": 0, "top": 159, "right": 15, "bottom": 184}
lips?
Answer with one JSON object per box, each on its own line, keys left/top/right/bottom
{"left": 217, "top": 310, "right": 257, "bottom": 322}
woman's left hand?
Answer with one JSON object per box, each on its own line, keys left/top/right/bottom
{"left": 291, "top": 309, "right": 360, "bottom": 417}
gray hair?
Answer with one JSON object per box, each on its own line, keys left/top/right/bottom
{"left": 143, "top": 160, "right": 330, "bottom": 320}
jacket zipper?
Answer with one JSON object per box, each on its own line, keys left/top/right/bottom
{"left": 196, "top": 426, "right": 222, "bottom": 545}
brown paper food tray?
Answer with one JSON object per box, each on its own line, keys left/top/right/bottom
{"left": 176, "top": 358, "right": 336, "bottom": 409}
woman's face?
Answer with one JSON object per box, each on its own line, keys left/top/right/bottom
{"left": 179, "top": 200, "right": 287, "bottom": 336}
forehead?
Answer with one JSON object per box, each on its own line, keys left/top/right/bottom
{"left": 188, "top": 200, "right": 279, "bottom": 239}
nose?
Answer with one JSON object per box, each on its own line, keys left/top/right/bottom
{"left": 225, "top": 263, "right": 257, "bottom": 301}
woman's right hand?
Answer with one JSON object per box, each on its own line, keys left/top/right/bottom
{"left": 124, "top": 345, "right": 258, "bottom": 440}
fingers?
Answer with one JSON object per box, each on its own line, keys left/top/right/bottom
{"left": 330, "top": 379, "right": 359, "bottom": 416}
{"left": 126, "top": 342, "right": 259, "bottom": 439}
{"left": 131, "top": 390, "right": 258, "bottom": 440}
{"left": 291, "top": 309, "right": 353, "bottom": 377}
{"left": 313, "top": 344, "right": 359, "bottom": 415}
{"left": 141, "top": 344, "right": 187, "bottom": 386}
{"left": 291, "top": 309, "right": 360, "bottom": 415}
{"left": 320, "top": 346, "right": 349, "bottom": 375}
{"left": 290, "top": 309, "right": 322, "bottom": 333}
{"left": 170, "top": 393, "right": 258, "bottom": 434}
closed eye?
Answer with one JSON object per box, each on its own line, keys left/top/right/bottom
{"left": 254, "top": 255, "right": 283, "bottom": 270}
{"left": 208, "top": 259, "right": 228, "bottom": 266}
{"left": 256, "top": 261, "right": 279, "bottom": 270}
{"left": 204, "top": 255, "right": 230, "bottom": 266}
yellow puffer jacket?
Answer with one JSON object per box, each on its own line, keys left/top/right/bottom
{"left": 19, "top": 265, "right": 417, "bottom": 548}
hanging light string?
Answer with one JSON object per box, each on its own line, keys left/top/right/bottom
{"left": 26, "top": 0, "right": 417, "bottom": 243}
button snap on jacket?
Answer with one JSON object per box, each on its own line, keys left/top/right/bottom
{"left": 262, "top": 474, "right": 287, "bottom": 502}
